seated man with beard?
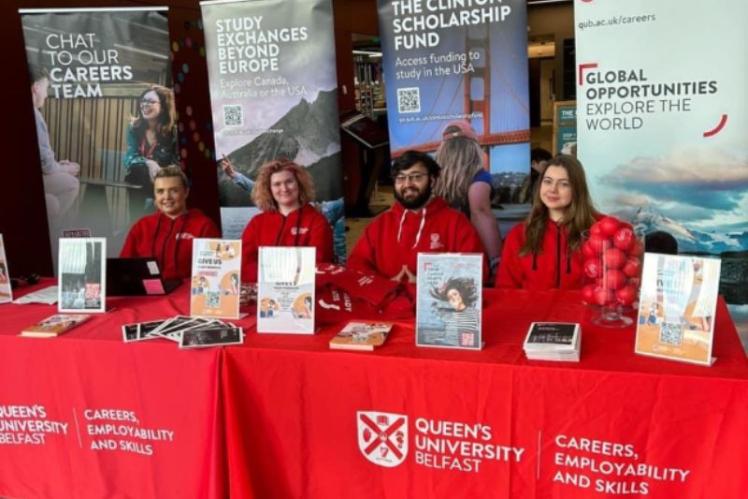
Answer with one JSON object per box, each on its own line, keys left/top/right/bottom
{"left": 348, "top": 150, "right": 487, "bottom": 284}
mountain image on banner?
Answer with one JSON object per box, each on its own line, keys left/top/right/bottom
{"left": 219, "top": 89, "right": 342, "bottom": 206}
{"left": 615, "top": 205, "right": 748, "bottom": 303}
{"left": 614, "top": 205, "right": 748, "bottom": 255}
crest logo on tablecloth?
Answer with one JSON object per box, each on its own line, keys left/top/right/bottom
{"left": 357, "top": 411, "right": 408, "bottom": 467}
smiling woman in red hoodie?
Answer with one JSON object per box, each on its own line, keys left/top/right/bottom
{"left": 240, "top": 159, "right": 333, "bottom": 283}
{"left": 496, "top": 155, "right": 600, "bottom": 290}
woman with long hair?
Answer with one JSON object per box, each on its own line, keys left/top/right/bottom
{"left": 123, "top": 85, "right": 179, "bottom": 220}
{"left": 240, "top": 159, "right": 334, "bottom": 283}
{"left": 434, "top": 121, "right": 502, "bottom": 275}
{"left": 496, "top": 154, "right": 600, "bottom": 290}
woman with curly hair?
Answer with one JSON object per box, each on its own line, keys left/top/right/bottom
{"left": 496, "top": 154, "right": 601, "bottom": 290}
{"left": 429, "top": 277, "right": 480, "bottom": 346}
{"left": 240, "top": 159, "right": 334, "bottom": 283}
{"left": 434, "top": 121, "right": 502, "bottom": 276}
{"left": 123, "top": 85, "right": 179, "bottom": 220}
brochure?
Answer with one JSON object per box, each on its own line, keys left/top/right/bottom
{"left": 21, "top": 314, "right": 90, "bottom": 338}
{"left": 415, "top": 253, "right": 483, "bottom": 350}
{"left": 190, "top": 238, "right": 242, "bottom": 319}
{"left": 329, "top": 321, "right": 393, "bottom": 351}
{"left": 523, "top": 322, "right": 581, "bottom": 362}
{"left": 635, "top": 253, "right": 721, "bottom": 366}
{"left": 257, "top": 246, "right": 316, "bottom": 334}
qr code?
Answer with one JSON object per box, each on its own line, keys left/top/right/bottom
{"left": 397, "top": 87, "right": 421, "bottom": 114}
{"left": 223, "top": 104, "right": 243, "bottom": 126}
{"left": 206, "top": 291, "right": 220, "bottom": 308}
{"left": 460, "top": 332, "right": 475, "bottom": 347}
{"left": 659, "top": 322, "right": 683, "bottom": 345}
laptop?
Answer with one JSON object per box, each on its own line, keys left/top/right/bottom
{"left": 106, "top": 258, "right": 182, "bottom": 296}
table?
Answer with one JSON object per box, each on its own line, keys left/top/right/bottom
{"left": 0, "top": 283, "right": 226, "bottom": 499}
{"left": 2, "top": 285, "right": 746, "bottom": 498}
{"left": 221, "top": 289, "right": 748, "bottom": 499}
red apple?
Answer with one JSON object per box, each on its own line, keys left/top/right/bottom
{"left": 616, "top": 285, "right": 637, "bottom": 306}
{"left": 590, "top": 223, "right": 604, "bottom": 237}
{"left": 584, "top": 259, "right": 602, "bottom": 279}
{"left": 599, "top": 216, "right": 621, "bottom": 237}
{"left": 604, "top": 248, "right": 626, "bottom": 269}
{"left": 582, "top": 284, "right": 595, "bottom": 304}
{"left": 613, "top": 226, "right": 635, "bottom": 251}
{"left": 622, "top": 257, "right": 642, "bottom": 277}
{"left": 629, "top": 239, "right": 644, "bottom": 257}
{"left": 593, "top": 286, "right": 615, "bottom": 306}
{"left": 605, "top": 269, "right": 626, "bottom": 290}
{"left": 628, "top": 277, "right": 641, "bottom": 289}
{"left": 588, "top": 234, "right": 609, "bottom": 253}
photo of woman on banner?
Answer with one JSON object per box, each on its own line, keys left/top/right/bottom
{"left": 124, "top": 84, "right": 179, "bottom": 222}
{"left": 240, "top": 159, "right": 334, "bottom": 283}
{"left": 30, "top": 66, "right": 81, "bottom": 226}
{"left": 434, "top": 121, "right": 502, "bottom": 277}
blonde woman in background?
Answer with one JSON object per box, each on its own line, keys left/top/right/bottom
{"left": 434, "top": 121, "right": 502, "bottom": 277}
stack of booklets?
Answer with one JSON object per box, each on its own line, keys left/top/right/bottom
{"left": 20, "top": 314, "right": 90, "bottom": 338}
{"left": 329, "top": 322, "right": 393, "bottom": 351}
{"left": 523, "top": 322, "right": 581, "bottom": 362}
{"left": 122, "top": 315, "right": 244, "bottom": 349}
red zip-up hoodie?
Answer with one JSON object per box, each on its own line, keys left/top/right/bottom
{"left": 496, "top": 221, "right": 585, "bottom": 290}
{"left": 240, "top": 203, "right": 333, "bottom": 283}
{"left": 120, "top": 209, "right": 220, "bottom": 280}
{"left": 348, "top": 196, "right": 487, "bottom": 282}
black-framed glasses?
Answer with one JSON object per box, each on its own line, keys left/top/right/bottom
{"left": 393, "top": 172, "right": 427, "bottom": 184}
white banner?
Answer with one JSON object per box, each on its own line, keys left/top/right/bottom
{"left": 575, "top": 0, "right": 748, "bottom": 303}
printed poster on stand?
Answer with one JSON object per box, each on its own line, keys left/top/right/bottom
{"left": 58, "top": 237, "right": 106, "bottom": 313}
{"left": 635, "top": 253, "right": 721, "bottom": 366}
{"left": 19, "top": 7, "right": 177, "bottom": 273}
{"left": 416, "top": 252, "right": 483, "bottom": 350}
{"left": 190, "top": 238, "right": 242, "bottom": 319}
{"left": 257, "top": 246, "right": 315, "bottom": 334}
{"left": 200, "top": 0, "right": 346, "bottom": 261}
{"left": 0, "top": 235, "right": 13, "bottom": 303}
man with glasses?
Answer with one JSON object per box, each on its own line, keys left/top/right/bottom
{"left": 348, "top": 150, "right": 486, "bottom": 284}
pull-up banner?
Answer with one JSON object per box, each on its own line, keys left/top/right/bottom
{"left": 575, "top": 0, "right": 748, "bottom": 304}
{"left": 19, "top": 7, "right": 176, "bottom": 273}
{"left": 377, "top": 0, "right": 529, "bottom": 202}
{"left": 200, "top": 0, "right": 346, "bottom": 261}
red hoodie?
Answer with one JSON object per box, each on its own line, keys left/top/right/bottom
{"left": 348, "top": 196, "right": 487, "bottom": 282}
{"left": 120, "top": 209, "right": 220, "bottom": 280}
{"left": 241, "top": 203, "right": 333, "bottom": 283}
{"left": 496, "top": 221, "right": 585, "bottom": 290}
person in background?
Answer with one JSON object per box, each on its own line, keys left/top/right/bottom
{"left": 240, "top": 159, "right": 334, "bottom": 283}
{"left": 645, "top": 231, "right": 678, "bottom": 255}
{"left": 434, "top": 121, "right": 502, "bottom": 277}
{"left": 30, "top": 67, "right": 80, "bottom": 222}
{"left": 497, "top": 154, "right": 600, "bottom": 290}
{"left": 348, "top": 150, "right": 487, "bottom": 284}
{"left": 124, "top": 85, "right": 179, "bottom": 221}
{"left": 121, "top": 166, "right": 219, "bottom": 280}
{"left": 517, "top": 147, "right": 552, "bottom": 204}
{"left": 220, "top": 155, "right": 255, "bottom": 192}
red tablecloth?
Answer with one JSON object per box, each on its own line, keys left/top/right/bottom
{"left": 221, "top": 289, "right": 748, "bottom": 499}
{"left": 2, "top": 284, "right": 746, "bottom": 498}
{"left": 0, "top": 282, "right": 226, "bottom": 499}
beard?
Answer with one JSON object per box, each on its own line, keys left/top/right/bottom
{"left": 394, "top": 183, "right": 432, "bottom": 210}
